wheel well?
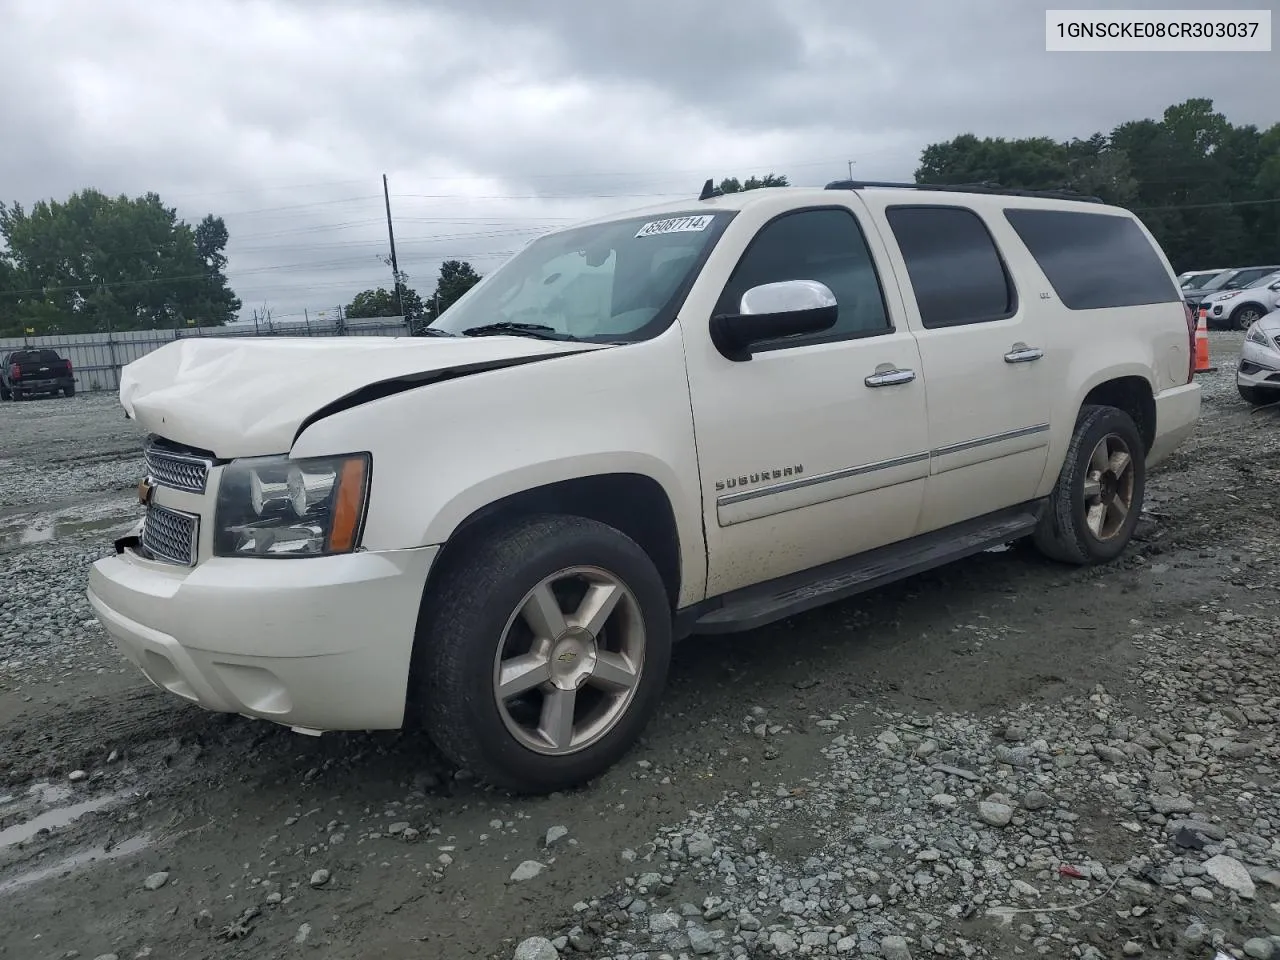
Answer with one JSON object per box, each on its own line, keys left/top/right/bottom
{"left": 433, "top": 473, "right": 683, "bottom": 609}
{"left": 1083, "top": 377, "right": 1155, "bottom": 452}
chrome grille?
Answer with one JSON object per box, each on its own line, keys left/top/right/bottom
{"left": 141, "top": 504, "right": 199, "bottom": 566}
{"left": 144, "top": 442, "right": 211, "bottom": 493}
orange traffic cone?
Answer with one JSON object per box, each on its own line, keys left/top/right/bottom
{"left": 1194, "top": 315, "right": 1216, "bottom": 374}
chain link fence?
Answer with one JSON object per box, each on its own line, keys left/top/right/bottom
{"left": 0, "top": 316, "right": 410, "bottom": 393}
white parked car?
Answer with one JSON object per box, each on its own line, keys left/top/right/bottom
{"left": 1201, "top": 270, "right": 1280, "bottom": 331}
{"left": 1237, "top": 307, "right": 1280, "bottom": 405}
{"left": 87, "top": 180, "right": 1202, "bottom": 793}
{"left": 1177, "top": 268, "right": 1230, "bottom": 292}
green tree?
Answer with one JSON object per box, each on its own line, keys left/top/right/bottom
{"left": 345, "top": 287, "right": 400, "bottom": 319}
{"left": 717, "top": 173, "right": 790, "bottom": 194}
{"left": 344, "top": 274, "right": 425, "bottom": 322}
{"left": 915, "top": 134, "right": 1070, "bottom": 188}
{"left": 430, "top": 259, "right": 483, "bottom": 317}
{"left": 915, "top": 98, "right": 1280, "bottom": 273}
{"left": 0, "top": 258, "right": 26, "bottom": 337}
{"left": 0, "top": 189, "right": 240, "bottom": 334}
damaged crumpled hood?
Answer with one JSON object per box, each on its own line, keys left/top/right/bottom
{"left": 119, "top": 335, "right": 604, "bottom": 458}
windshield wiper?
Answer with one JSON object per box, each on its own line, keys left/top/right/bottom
{"left": 416, "top": 326, "right": 458, "bottom": 337}
{"left": 460, "top": 322, "right": 575, "bottom": 341}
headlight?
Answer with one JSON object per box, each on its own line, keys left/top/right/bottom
{"left": 1247, "top": 324, "right": 1271, "bottom": 347}
{"left": 214, "top": 453, "right": 370, "bottom": 557}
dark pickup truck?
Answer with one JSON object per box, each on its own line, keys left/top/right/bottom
{"left": 0, "top": 348, "right": 76, "bottom": 400}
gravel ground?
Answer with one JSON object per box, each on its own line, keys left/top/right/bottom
{"left": 1, "top": 331, "right": 1278, "bottom": 960}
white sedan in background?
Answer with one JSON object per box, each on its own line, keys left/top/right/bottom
{"left": 1237, "top": 307, "right": 1280, "bottom": 405}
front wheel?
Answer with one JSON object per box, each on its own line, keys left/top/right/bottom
{"left": 1233, "top": 305, "right": 1264, "bottom": 331}
{"left": 413, "top": 515, "right": 672, "bottom": 794}
{"left": 1033, "top": 405, "right": 1146, "bottom": 565}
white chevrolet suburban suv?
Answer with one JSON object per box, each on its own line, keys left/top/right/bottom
{"left": 87, "top": 180, "right": 1202, "bottom": 794}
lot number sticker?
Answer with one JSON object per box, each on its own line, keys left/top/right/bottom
{"left": 635, "top": 215, "right": 715, "bottom": 238}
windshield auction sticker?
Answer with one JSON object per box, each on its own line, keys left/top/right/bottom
{"left": 635, "top": 215, "right": 715, "bottom": 238}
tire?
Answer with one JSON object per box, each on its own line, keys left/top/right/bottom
{"left": 1239, "top": 383, "right": 1272, "bottom": 405}
{"left": 1232, "top": 305, "right": 1264, "bottom": 330}
{"left": 414, "top": 514, "right": 673, "bottom": 794}
{"left": 11, "top": 389, "right": 22, "bottom": 401}
{"left": 0, "top": 384, "right": 9, "bottom": 401}
{"left": 1033, "top": 405, "right": 1146, "bottom": 566}
{"left": 63, "top": 384, "right": 75, "bottom": 397}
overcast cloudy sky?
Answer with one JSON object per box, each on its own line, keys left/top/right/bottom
{"left": 1, "top": 0, "right": 1275, "bottom": 322}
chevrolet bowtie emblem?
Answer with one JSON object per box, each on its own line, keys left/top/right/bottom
{"left": 557, "top": 651, "right": 578, "bottom": 663}
{"left": 137, "top": 479, "right": 153, "bottom": 506}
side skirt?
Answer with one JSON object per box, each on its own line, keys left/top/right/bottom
{"left": 675, "top": 500, "right": 1046, "bottom": 637}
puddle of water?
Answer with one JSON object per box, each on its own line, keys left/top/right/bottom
{"left": 0, "top": 792, "right": 128, "bottom": 850}
{"left": 0, "top": 515, "right": 135, "bottom": 552}
{"left": 0, "top": 834, "right": 152, "bottom": 895}
{"left": 26, "top": 783, "right": 71, "bottom": 805}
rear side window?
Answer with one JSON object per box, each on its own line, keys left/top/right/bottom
{"left": 884, "top": 206, "right": 1016, "bottom": 329}
{"left": 11, "top": 350, "right": 59, "bottom": 363}
{"left": 1003, "top": 208, "right": 1179, "bottom": 310}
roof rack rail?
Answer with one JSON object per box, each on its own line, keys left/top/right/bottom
{"left": 823, "top": 179, "right": 1106, "bottom": 204}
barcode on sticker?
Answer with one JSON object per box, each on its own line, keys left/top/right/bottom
{"left": 635, "top": 215, "right": 715, "bottom": 238}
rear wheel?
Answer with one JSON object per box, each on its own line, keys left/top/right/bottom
{"left": 414, "top": 514, "right": 672, "bottom": 794}
{"left": 0, "top": 384, "right": 9, "bottom": 401}
{"left": 1239, "top": 383, "right": 1273, "bottom": 405}
{"left": 63, "top": 384, "right": 75, "bottom": 397}
{"left": 1033, "top": 405, "right": 1145, "bottom": 566}
{"left": 11, "top": 388, "right": 23, "bottom": 401}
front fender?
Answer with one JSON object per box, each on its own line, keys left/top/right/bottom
{"left": 290, "top": 331, "right": 708, "bottom": 606}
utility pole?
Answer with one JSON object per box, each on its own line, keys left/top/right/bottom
{"left": 382, "top": 173, "right": 404, "bottom": 318}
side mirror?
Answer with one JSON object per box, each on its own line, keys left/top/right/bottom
{"left": 709, "top": 280, "right": 838, "bottom": 361}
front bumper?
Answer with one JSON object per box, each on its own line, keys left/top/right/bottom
{"left": 87, "top": 541, "right": 438, "bottom": 731}
{"left": 1238, "top": 337, "right": 1280, "bottom": 392}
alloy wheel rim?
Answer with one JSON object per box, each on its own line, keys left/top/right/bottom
{"left": 492, "top": 565, "right": 645, "bottom": 756}
{"left": 1082, "top": 433, "right": 1136, "bottom": 541}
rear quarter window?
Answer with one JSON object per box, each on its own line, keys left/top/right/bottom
{"left": 12, "top": 349, "right": 59, "bottom": 362}
{"left": 1002, "top": 208, "right": 1179, "bottom": 310}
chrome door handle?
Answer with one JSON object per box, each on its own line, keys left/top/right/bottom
{"left": 1004, "top": 343, "right": 1043, "bottom": 363}
{"left": 864, "top": 367, "right": 916, "bottom": 387}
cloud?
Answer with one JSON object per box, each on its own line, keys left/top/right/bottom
{"left": 1, "top": 0, "right": 1274, "bottom": 321}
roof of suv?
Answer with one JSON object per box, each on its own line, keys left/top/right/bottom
{"left": 579, "top": 183, "right": 1129, "bottom": 229}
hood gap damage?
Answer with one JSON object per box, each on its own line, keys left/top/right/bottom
{"left": 290, "top": 350, "right": 600, "bottom": 447}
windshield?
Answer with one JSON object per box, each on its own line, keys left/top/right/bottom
{"left": 1181, "top": 272, "right": 1219, "bottom": 290}
{"left": 1244, "top": 271, "right": 1280, "bottom": 289}
{"left": 428, "top": 212, "right": 730, "bottom": 342}
{"left": 10, "top": 349, "right": 59, "bottom": 363}
{"left": 1222, "top": 268, "right": 1277, "bottom": 290}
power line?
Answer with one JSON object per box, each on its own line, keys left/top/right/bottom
{"left": 1133, "top": 197, "right": 1280, "bottom": 213}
